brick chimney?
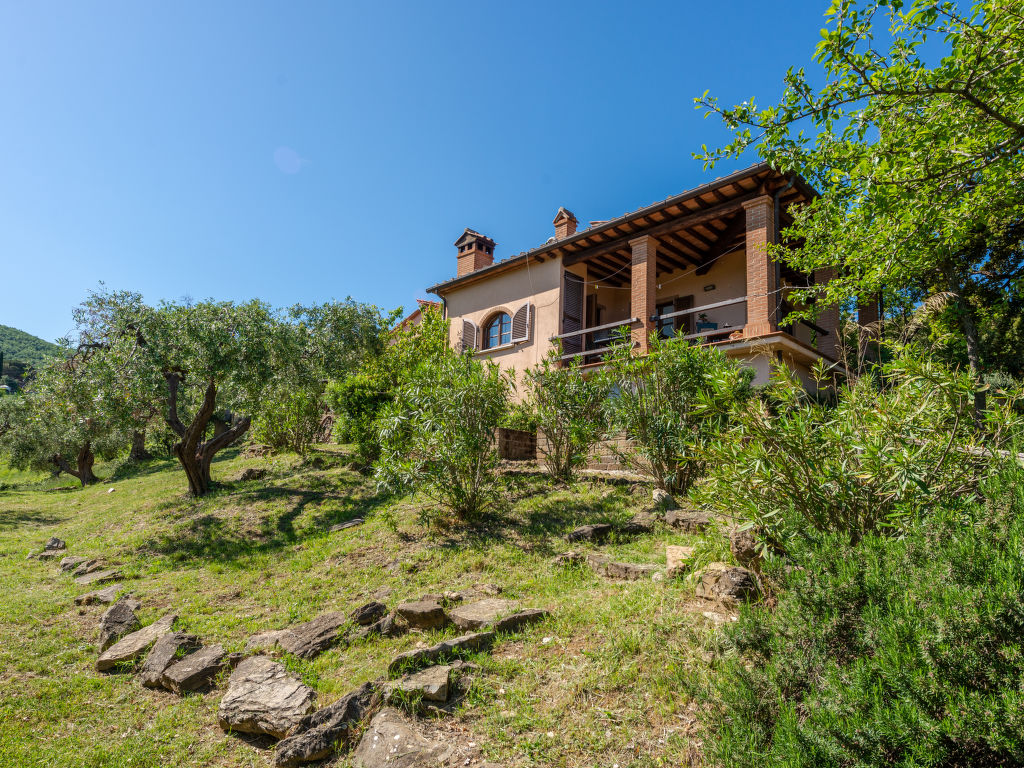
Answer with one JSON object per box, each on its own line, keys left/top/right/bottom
{"left": 553, "top": 207, "right": 578, "bottom": 239}
{"left": 454, "top": 228, "right": 496, "bottom": 277}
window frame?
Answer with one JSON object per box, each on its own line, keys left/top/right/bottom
{"left": 483, "top": 312, "right": 512, "bottom": 349}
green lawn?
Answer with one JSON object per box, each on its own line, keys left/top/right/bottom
{"left": 0, "top": 447, "right": 729, "bottom": 767}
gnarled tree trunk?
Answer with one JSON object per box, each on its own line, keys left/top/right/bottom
{"left": 53, "top": 442, "right": 98, "bottom": 487}
{"left": 129, "top": 430, "right": 152, "bottom": 461}
{"left": 164, "top": 373, "right": 251, "bottom": 496}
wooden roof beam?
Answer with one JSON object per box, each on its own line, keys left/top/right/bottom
{"left": 696, "top": 212, "right": 745, "bottom": 275}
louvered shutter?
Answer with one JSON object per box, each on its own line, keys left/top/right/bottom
{"left": 511, "top": 303, "right": 531, "bottom": 343}
{"left": 461, "top": 319, "right": 478, "bottom": 352}
{"left": 562, "top": 274, "right": 584, "bottom": 356}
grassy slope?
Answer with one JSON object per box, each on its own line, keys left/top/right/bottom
{"left": 0, "top": 447, "right": 730, "bottom": 768}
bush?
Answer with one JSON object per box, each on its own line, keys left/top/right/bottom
{"left": 701, "top": 350, "right": 1023, "bottom": 551}
{"left": 602, "top": 332, "right": 753, "bottom": 493}
{"left": 702, "top": 457, "right": 1024, "bottom": 768}
{"left": 250, "top": 386, "right": 326, "bottom": 455}
{"left": 527, "top": 348, "right": 607, "bottom": 482}
{"left": 374, "top": 350, "right": 511, "bottom": 521}
{"left": 326, "top": 373, "right": 391, "bottom": 468}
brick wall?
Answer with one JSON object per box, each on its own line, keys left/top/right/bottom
{"left": 814, "top": 267, "right": 840, "bottom": 359}
{"left": 536, "top": 431, "right": 636, "bottom": 472}
{"left": 742, "top": 196, "right": 777, "bottom": 338}
{"left": 495, "top": 428, "right": 537, "bottom": 461}
{"left": 630, "top": 235, "right": 657, "bottom": 352}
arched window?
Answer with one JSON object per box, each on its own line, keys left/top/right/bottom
{"left": 484, "top": 312, "right": 512, "bottom": 348}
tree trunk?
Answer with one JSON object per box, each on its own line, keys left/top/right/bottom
{"left": 129, "top": 430, "right": 152, "bottom": 461}
{"left": 164, "top": 374, "right": 251, "bottom": 496}
{"left": 53, "top": 442, "right": 99, "bottom": 487}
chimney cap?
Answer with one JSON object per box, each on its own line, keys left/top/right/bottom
{"left": 552, "top": 207, "right": 578, "bottom": 225}
{"left": 454, "top": 228, "right": 496, "bottom": 248}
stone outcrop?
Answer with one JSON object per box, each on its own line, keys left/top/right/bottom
{"left": 394, "top": 600, "right": 449, "bottom": 631}
{"left": 695, "top": 562, "right": 760, "bottom": 602}
{"left": 350, "top": 601, "right": 387, "bottom": 626}
{"left": 729, "top": 527, "right": 762, "bottom": 569}
{"left": 274, "top": 682, "right": 378, "bottom": 767}
{"left": 448, "top": 598, "right": 517, "bottom": 631}
{"left": 98, "top": 597, "right": 141, "bottom": 651}
{"left": 587, "top": 553, "right": 661, "bottom": 581}
{"left": 566, "top": 523, "right": 612, "bottom": 543}
{"left": 96, "top": 613, "right": 177, "bottom": 672}
{"left": 75, "top": 568, "right": 121, "bottom": 586}
{"left": 277, "top": 612, "right": 348, "bottom": 659}
{"left": 75, "top": 584, "right": 122, "bottom": 605}
{"left": 59, "top": 555, "right": 89, "bottom": 573}
{"left": 388, "top": 631, "right": 495, "bottom": 676}
{"left": 666, "top": 545, "right": 695, "bottom": 577}
{"left": 357, "top": 612, "right": 408, "bottom": 640}
{"left": 351, "top": 707, "right": 455, "bottom": 768}
{"left": 387, "top": 665, "right": 451, "bottom": 703}
{"left": 665, "top": 509, "right": 712, "bottom": 533}
{"left": 139, "top": 631, "right": 202, "bottom": 688}
{"left": 491, "top": 608, "right": 549, "bottom": 634}
{"left": 162, "top": 644, "right": 226, "bottom": 693}
{"left": 218, "top": 656, "right": 316, "bottom": 739}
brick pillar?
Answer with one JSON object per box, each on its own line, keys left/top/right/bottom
{"left": 630, "top": 235, "right": 658, "bottom": 353}
{"left": 814, "top": 267, "right": 840, "bottom": 359}
{"left": 742, "top": 196, "right": 777, "bottom": 338}
{"left": 857, "top": 293, "right": 882, "bottom": 361}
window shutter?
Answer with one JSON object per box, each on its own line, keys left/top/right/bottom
{"left": 461, "top": 319, "right": 478, "bottom": 352}
{"left": 511, "top": 303, "right": 531, "bottom": 343}
{"left": 562, "top": 274, "right": 585, "bottom": 355}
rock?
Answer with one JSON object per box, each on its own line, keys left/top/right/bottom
{"left": 474, "top": 583, "right": 502, "bottom": 596}
{"left": 552, "top": 550, "right": 585, "bottom": 567}
{"left": 666, "top": 545, "right": 696, "bottom": 577}
{"left": 238, "top": 467, "right": 267, "bottom": 482}
{"left": 566, "top": 523, "right": 612, "bottom": 543}
{"left": 218, "top": 656, "right": 317, "bottom": 739}
{"left": 330, "top": 518, "right": 364, "bottom": 532}
{"left": 394, "top": 600, "right": 449, "bottom": 631}
{"left": 278, "top": 612, "right": 348, "bottom": 659}
{"left": 161, "top": 644, "right": 226, "bottom": 693}
{"left": 491, "top": 608, "right": 550, "bottom": 634}
{"left": 587, "top": 553, "right": 661, "bottom": 581}
{"left": 72, "top": 559, "right": 101, "bottom": 577}
{"left": 351, "top": 707, "right": 454, "bottom": 768}
{"left": 246, "top": 629, "right": 290, "bottom": 653}
{"left": 59, "top": 555, "right": 89, "bottom": 573}
{"left": 74, "top": 584, "right": 122, "bottom": 605}
{"left": 388, "top": 631, "right": 495, "bottom": 676}
{"left": 448, "top": 598, "right": 518, "bottom": 631}
{"left": 357, "top": 612, "right": 408, "bottom": 640}
{"left": 139, "top": 632, "right": 202, "bottom": 688}
{"left": 695, "top": 562, "right": 760, "bottom": 602}
{"left": 653, "top": 488, "right": 679, "bottom": 509}
{"left": 729, "top": 527, "right": 762, "bottom": 569}
{"left": 96, "top": 613, "right": 177, "bottom": 672}
{"left": 44, "top": 536, "right": 66, "bottom": 551}
{"left": 75, "top": 568, "right": 121, "bottom": 586}
{"left": 618, "top": 519, "right": 653, "bottom": 536}
{"left": 98, "top": 597, "right": 142, "bottom": 651}
{"left": 274, "top": 682, "right": 378, "bottom": 767}
{"left": 350, "top": 601, "right": 388, "bottom": 626}
{"left": 388, "top": 665, "right": 451, "bottom": 703}
{"left": 665, "top": 509, "right": 712, "bottom": 533}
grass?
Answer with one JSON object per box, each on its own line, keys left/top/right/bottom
{"left": 0, "top": 446, "right": 733, "bottom": 767}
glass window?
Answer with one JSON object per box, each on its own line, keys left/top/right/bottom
{"left": 485, "top": 313, "right": 512, "bottom": 348}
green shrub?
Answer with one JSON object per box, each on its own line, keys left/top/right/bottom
{"left": 250, "top": 386, "right": 326, "bottom": 455}
{"left": 527, "top": 348, "right": 607, "bottom": 482}
{"left": 701, "top": 350, "right": 1023, "bottom": 551}
{"left": 374, "top": 350, "right": 511, "bottom": 521}
{"left": 326, "top": 373, "right": 391, "bottom": 468}
{"left": 701, "top": 457, "right": 1024, "bottom": 768}
{"left": 602, "top": 331, "right": 753, "bottom": 493}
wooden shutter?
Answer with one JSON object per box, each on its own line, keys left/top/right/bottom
{"left": 562, "top": 273, "right": 585, "bottom": 355}
{"left": 461, "top": 319, "right": 478, "bottom": 352}
{"left": 511, "top": 303, "right": 531, "bottom": 343}
{"left": 674, "top": 295, "right": 695, "bottom": 337}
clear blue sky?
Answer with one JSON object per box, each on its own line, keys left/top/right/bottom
{"left": 1, "top": 0, "right": 832, "bottom": 343}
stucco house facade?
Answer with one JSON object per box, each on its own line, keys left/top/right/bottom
{"left": 427, "top": 164, "right": 846, "bottom": 392}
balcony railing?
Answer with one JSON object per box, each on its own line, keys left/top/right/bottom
{"left": 551, "top": 317, "right": 639, "bottom": 363}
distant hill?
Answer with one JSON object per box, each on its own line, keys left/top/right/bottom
{"left": 0, "top": 324, "right": 62, "bottom": 371}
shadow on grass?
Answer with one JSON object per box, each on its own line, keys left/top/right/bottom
{"left": 0, "top": 507, "right": 63, "bottom": 529}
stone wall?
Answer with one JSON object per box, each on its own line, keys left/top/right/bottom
{"left": 495, "top": 428, "right": 537, "bottom": 461}
{"left": 534, "top": 431, "right": 636, "bottom": 472}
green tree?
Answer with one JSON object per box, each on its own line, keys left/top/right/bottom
{"left": 697, "top": 0, "right": 1024, "bottom": 392}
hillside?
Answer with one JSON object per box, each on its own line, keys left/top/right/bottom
{"left": 0, "top": 323, "right": 61, "bottom": 368}
{"left": 0, "top": 447, "right": 726, "bottom": 767}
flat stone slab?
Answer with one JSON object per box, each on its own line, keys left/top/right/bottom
{"left": 448, "top": 598, "right": 518, "bottom": 631}
{"left": 356, "top": 612, "right": 408, "bottom": 640}
{"left": 140, "top": 631, "right": 202, "bottom": 688}
{"left": 246, "top": 629, "right": 290, "bottom": 653}
{"left": 277, "top": 612, "right": 348, "bottom": 659}
{"left": 59, "top": 555, "right": 89, "bottom": 573}
{"left": 491, "top": 608, "right": 550, "bottom": 634}
{"left": 218, "top": 656, "right": 316, "bottom": 739}
{"left": 72, "top": 559, "right": 102, "bottom": 577}
{"left": 274, "top": 682, "right": 377, "bottom": 767}
{"left": 695, "top": 562, "right": 760, "bottom": 602}
{"left": 350, "top": 601, "right": 388, "bottom": 626}
{"left": 394, "top": 600, "right": 449, "bottom": 630}
{"left": 666, "top": 545, "right": 696, "bottom": 577}
{"left": 566, "top": 523, "right": 612, "bottom": 543}
{"left": 162, "top": 644, "right": 225, "bottom": 693}
{"left": 75, "top": 568, "right": 121, "bottom": 586}
{"left": 98, "top": 597, "right": 141, "bottom": 651}
{"left": 388, "top": 631, "right": 494, "bottom": 676}
{"left": 35, "top": 550, "right": 63, "bottom": 561}
{"left": 665, "top": 509, "right": 712, "bottom": 533}
{"left": 587, "top": 553, "right": 661, "bottom": 581}
{"left": 96, "top": 613, "right": 177, "bottom": 672}
{"left": 330, "top": 518, "right": 364, "bottom": 532}
{"left": 388, "top": 665, "right": 451, "bottom": 703}
{"left": 75, "top": 584, "right": 122, "bottom": 606}
{"left": 351, "top": 707, "right": 455, "bottom": 768}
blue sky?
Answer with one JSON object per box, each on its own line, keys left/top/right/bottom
{"left": 1, "top": 0, "right": 833, "bottom": 343}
